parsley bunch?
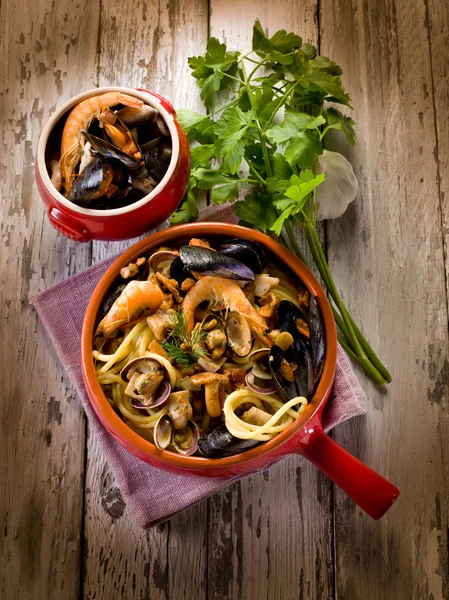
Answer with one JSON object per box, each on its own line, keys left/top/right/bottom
{"left": 172, "top": 20, "right": 391, "bottom": 385}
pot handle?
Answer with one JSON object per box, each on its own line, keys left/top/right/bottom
{"left": 290, "top": 419, "right": 399, "bottom": 519}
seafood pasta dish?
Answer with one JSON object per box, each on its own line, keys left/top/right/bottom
{"left": 47, "top": 91, "right": 172, "bottom": 209}
{"left": 93, "top": 238, "right": 326, "bottom": 458}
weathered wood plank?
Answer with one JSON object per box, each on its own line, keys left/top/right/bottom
{"left": 427, "top": 0, "right": 449, "bottom": 299}
{"left": 0, "top": 1, "right": 100, "bottom": 599}
{"left": 320, "top": 0, "right": 449, "bottom": 597}
{"left": 83, "top": 1, "right": 209, "bottom": 598}
{"left": 207, "top": 4, "right": 335, "bottom": 599}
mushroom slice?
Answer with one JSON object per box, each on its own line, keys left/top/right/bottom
{"left": 190, "top": 372, "right": 229, "bottom": 418}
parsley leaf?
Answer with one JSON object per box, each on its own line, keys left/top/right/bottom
{"left": 272, "top": 152, "right": 293, "bottom": 180}
{"left": 284, "top": 131, "right": 323, "bottom": 168}
{"left": 266, "top": 108, "right": 326, "bottom": 144}
{"left": 252, "top": 19, "right": 302, "bottom": 57}
{"left": 213, "top": 106, "right": 252, "bottom": 173}
{"left": 270, "top": 171, "right": 326, "bottom": 235}
{"left": 192, "top": 168, "right": 237, "bottom": 190}
{"left": 170, "top": 177, "right": 199, "bottom": 224}
{"left": 212, "top": 181, "right": 239, "bottom": 204}
{"left": 190, "top": 144, "right": 215, "bottom": 169}
{"left": 325, "top": 107, "right": 356, "bottom": 145}
{"left": 235, "top": 190, "right": 278, "bottom": 233}
{"left": 188, "top": 37, "right": 240, "bottom": 109}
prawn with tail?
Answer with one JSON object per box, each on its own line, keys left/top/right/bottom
{"left": 95, "top": 280, "right": 163, "bottom": 339}
{"left": 60, "top": 92, "right": 143, "bottom": 193}
{"left": 182, "top": 276, "right": 272, "bottom": 345}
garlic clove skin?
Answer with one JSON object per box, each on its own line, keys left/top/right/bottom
{"left": 316, "top": 150, "right": 359, "bottom": 221}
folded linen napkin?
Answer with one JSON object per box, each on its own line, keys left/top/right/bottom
{"left": 31, "top": 205, "right": 367, "bottom": 528}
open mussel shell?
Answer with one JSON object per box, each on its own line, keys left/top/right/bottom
{"left": 218, "top": 239, "right": 265, "bottom": 274}
{"left": 197, "top": 423, "right": 260, "bottom": 458}
{"left": 154, "top": 414, "right": 173, "bottom": 450}
{"left": 142, "top": 151, "right": 170, "bottom": 181}
{"left": 83, "top": 132, "right": 142, "bottom": 169}
{"left": 226, "top": 312, "right": 252, "bottom": 357}
{"left": 170, "top": 255, "right": 191, "bottom": 284}
{"left": 116, "top": 104, "right": 158, "bottom": 129}
{"left": 120, "top": 357, "right": 171, "bottom": 408}
{"left": 179, "top": 245, "right": 255, "bottom": 281}
{"left": 276, "top": 300, "right": 306, "bottom": 341}
{"left": 67, "top": 157, "right": 128, "bottom": 207}
{"left": 287, "top": 339, "right": 314, "bottom": 398}
{"left": 172, "top": 420, "right": 200, "bottom": 456}
{"left": 269, "top": 341, "right": 314, "bottom": 403}
{"left": 309, "top": 296, "right": 325, "bottom": 382}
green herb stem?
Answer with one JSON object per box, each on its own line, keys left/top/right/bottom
{"left": 263, "top": 82, "right": 299, "bottom": 132}
{"left": 303, "top": 220, "right": 387, "bottom": 385}
{"left": 284, "top": 221, "right": 308, "bottom": 266}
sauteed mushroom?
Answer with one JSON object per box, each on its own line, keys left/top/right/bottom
{"left": 190, "top": 372, "right": 229, "bottom": 418}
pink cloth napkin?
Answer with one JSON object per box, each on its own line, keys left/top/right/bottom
{"left": 31, "top": 205, "right": 367, "bottom": 528}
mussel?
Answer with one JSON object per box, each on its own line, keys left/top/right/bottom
{"left": 154, "top": 414, "right": 199, "bottom": 455}
{"left": 120, "top": 357, "right": 171, "bottom": 407}
{"left": 197, "top": 423, "right": 260, "bottom": 458}
{"left": 179, "top": 245, "right": 255, "bottom": 281}
{"left": 67, "top": 156, "right": 128, "bottom": 207}
{"left": 269, "top": 340, "right": 314, "bottom": 402}
{"left": 82, "top": 132, "right": 142, "bottom": 169}
{"left": 309, "top": 297, "right": 325, "bottom": 382}
{"left": 116, "top": 105, "right": 158, "bottom": 129}
{"left": 218, "top": 239, "right": 265, "bottom": 274}
{"left": 142, "top": 151, "right": 170, "bottom": 181}
{"left": 276, "top": 300, "right": 305, "bottom": 341}
{"left": 169, "top": 255, "right": 191, "bottom": 284}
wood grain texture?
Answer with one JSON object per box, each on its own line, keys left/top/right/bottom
{"left": 0, "top": 1, "right": 99, "bottom": 599}
{"left": 320, "top": 0, "right": 449, "bottom": 598}
{"left": 83, "top": 1, "right": 209, "bottom": 598}
{"left": 207, "top": 4, "right": 334, "bottom": 599}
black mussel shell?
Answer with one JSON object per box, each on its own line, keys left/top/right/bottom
{"left": 269, "top": 344, "right": 293, "bottom": 403}
{"left": 116, "top": 105, "right": 158, "bottom": 129}
{"left": 276, "top": 300, "right": 304, "bottom": 341}
{"left": 286, "top": 339, "right": 314, "bottom": 399}
{"left": 67, "top": 156, "right": 104, "bottom": 206}
{"left": 179, "top": 245, "right": 255, "bottom": 281}
{"left": 68, "top": 157, "right": 128, "bottom": 207}
{"left": 98, "top": 282, "right": 127, "bottom": 321}
{"left": 170, "top": 256, "right": 191, "bottom": 284}
{"left": 142, "top": 151, "right": 169, "bottom": 181}
{"left": 197, "top": 424, "right": 260, "bottom": 458}
{"left": 83, "top": 132, "right": 141, "bottom": 169}
{"left": 218, "top": 238, "right": 265, "bottom": 273}
{"left": 309, "top": 297, "right": 325, "bottom": 382}
{"left": 269, "top": 341, "right": 314, "bottom": 402}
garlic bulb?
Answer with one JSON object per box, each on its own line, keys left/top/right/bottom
{"left": 316, "top": 150, "right": 358, "bottom": 221}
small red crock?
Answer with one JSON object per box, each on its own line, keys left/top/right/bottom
{"left": 36, "top": 87, "right": 190, "bottom": 242}
{"left": 81, "top": 223, "right": 399, "bottom": 519}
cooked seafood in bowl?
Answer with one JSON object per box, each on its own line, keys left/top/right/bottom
{"left": 46, "top": 91, "right": 173, "bottom": 210}
{"left": 93, "top": 236, "right": 326, "bottom": 459}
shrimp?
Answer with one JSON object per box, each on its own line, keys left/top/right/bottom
{"left": 95, "top": 280, "right": 164, "bottom": 338}
{"left": 60, "top": 92, "right": 143, "bottom": 193}
{"left": 49, "top": 159, "right": 62, "bottom": 192}
{"left": 182, "top": 276, "right": 268, "bottom": 337}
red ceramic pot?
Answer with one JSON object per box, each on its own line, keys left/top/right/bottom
{"left": 36, "top": 87, "right": 190, "bottom": 242}
{"left": 81, "top": 223, "right": 399, "bottom": 519}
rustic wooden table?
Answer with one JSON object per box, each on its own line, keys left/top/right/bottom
{"left": 2, "top": 0, "right": 448, "bottom": 598}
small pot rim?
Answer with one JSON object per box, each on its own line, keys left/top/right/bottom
{"left": 81, "top": 223, "right": 337, "bottom": 469}
{"left": 36, "top": 86, "right": 180, "bottom": 217}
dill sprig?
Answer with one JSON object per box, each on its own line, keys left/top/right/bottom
{"left": 161, "top": 309, "right": 208, "bottom": 367}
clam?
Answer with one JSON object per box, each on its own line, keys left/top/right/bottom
{"left": 154, "top": 415, "right": 199, "bottom": 455}
{"left": 218, "top": 239, "right": 265, "bottom": 274}
{"left": 197, "top": 423, "right": 260, "bottom": 458}
{"left": 226, "top": 312, "right": 252, "bottom": 357}
{"left": 179, "top": 245, "right": 255, "bottom": 281}
{"left": 120, "top": 357, "right": 171, "bottom": 407}
{"left": 149, "top": 250, "right": 178, "bottom": 274}
{"left": 154, "top": 414, "right": 173, "bottom": 450}
{"left": 245, "top": 348, "right": 276, "bottom": 394}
